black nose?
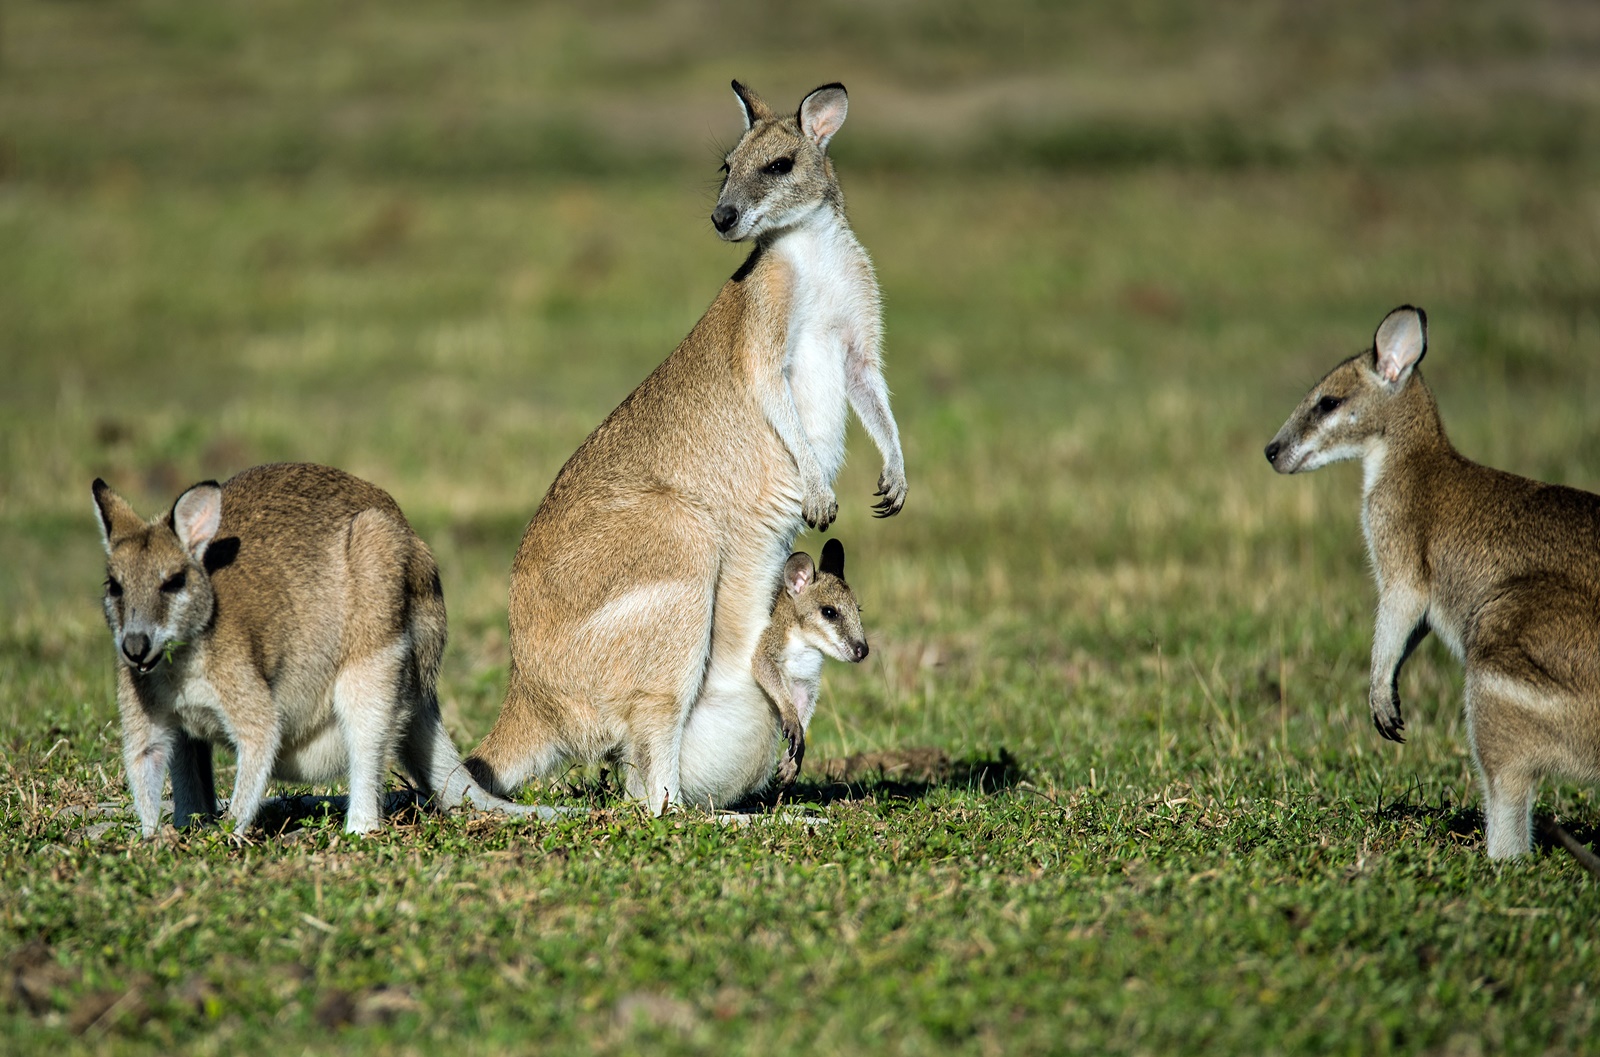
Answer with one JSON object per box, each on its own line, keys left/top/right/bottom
{"left": 121, "top": 632, "right": 151, "bottom": 666}
{"left": 711, "top": 204, "right": 739, "bottom": 233}
{"left": 853, "top": 642, "right": 869, "bottom": 662}
{"left": 1264, "top": 441, "right": 1281, "bottom": 465}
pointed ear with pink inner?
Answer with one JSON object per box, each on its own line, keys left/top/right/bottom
{"left": 798, "top": 83, "right": 848, "bottom": 151}
{"left": 782, "top": 552, "right": 815, "bottom": 597}
{"left": 171, "top": 481, "right": 223, "bottom": 563}
{"left": 1373, "top": 305, "right": 1428, "bottom": 387}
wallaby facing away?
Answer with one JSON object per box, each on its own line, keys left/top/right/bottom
{"left": 751, "top": 539, "right": 868, "bottom": 790}
{"left": 1266, "top": 306, "right": 1600, "bottom": 858}
{"left": 94, "top": 463, "right": 545, "bottom": 837}
{"left": 467, "top": 81, "right": 905, "bottom": 813}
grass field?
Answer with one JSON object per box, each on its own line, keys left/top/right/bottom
{"left": 5, "top": 2, "right": 1600, "bottom": 1054}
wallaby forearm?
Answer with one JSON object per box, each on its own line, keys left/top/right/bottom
{"left": 1368, "top": 582, "right": 1428, "bottom": 741}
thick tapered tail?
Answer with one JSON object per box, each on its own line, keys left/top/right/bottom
{"left": 1538, "top": 816, "right": 1600, "bottom": 880}
{"left": 406, "top": 544, "right": 449, "bottom": 705}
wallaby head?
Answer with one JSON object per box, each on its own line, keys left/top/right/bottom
{"left": 93, "top": 478, "right": 223, "bottom": 675}
{"left": 779, "top": 538, "right": 868, "bottom": 663}
{"left": 1265, "top": 305, "right": 1430, "bottom": 475}
{"left": 711, "top": 81, "right": 848, "bottom": 243}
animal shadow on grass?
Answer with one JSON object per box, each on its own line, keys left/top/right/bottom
{"left": 70, "top": 751, "right": 1023, "bottom": 836}
{"left": 747, "top": 747, "right": 1025, "bottom": 810}
{"left": 63, "top": 789, "right": 438, "bottom": 842}
{"left": 1375, "top": 793, "right": 1600, "bottom": 870}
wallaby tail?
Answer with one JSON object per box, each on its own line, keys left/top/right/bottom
{"left": 406, "top": 542, "right": 448, "bottom": 705}
{"left": 1537, "top": 815, "right": 1600, "bottom": 881}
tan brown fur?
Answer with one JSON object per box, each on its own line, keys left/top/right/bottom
{"left": 1267, "top": 306, "right": 1600, "bottom": 857}
{"left": 94, "top": 463, "right": 536, "bottom": 838}
{"left": 753, "top": 539, "right": 868, "bottom": 787}
{"left": 467, "top": 82, "right": 904, "bottom": 812}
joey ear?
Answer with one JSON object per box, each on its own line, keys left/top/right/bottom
{"left": 92, "top": 478, "right": 142, "bottom": 554}
{"left": 170, "top": 481, "right": 223, "bottom": 562}
{"left": 732, "top": 80, "right": 773, "bottom": 130}
{"left": 1373, "top": 305, "right": 1427, "bottom": 386}
{"left": 798, "top": 83, "right": 847, "bottom": 150}
{"left": 819, "top": 538, "right": 845, "bottom": 579}
{"left": 783, "top": 552, "right": 815, "bottom": 596}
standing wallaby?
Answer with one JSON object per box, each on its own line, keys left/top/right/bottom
{"left": 1266, "top": 306, "right": 1600, "bottom": 859}
{"left": 466, "top": 81, "right": 905, "bottom": 813}
{"left": 752, "top": 539, "right": 867, "bottom": 790}
{"left": 94, "top": 463, "right": 548, "bottom": 838}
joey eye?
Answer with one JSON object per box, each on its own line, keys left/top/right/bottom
{"left": 161, "top": 571, "right": 187, "bottom": 593}
{"left": 763, "top": 157, "right": 794, "bottom": 176}
{"left": 820, "top": 605, "right": 838, "bottom": 621}
{"left": 106, "top": 578, "right": 123, "bottom": 598}
{"left": 1315, "top": 395, "right": 1344, "bottom": 415}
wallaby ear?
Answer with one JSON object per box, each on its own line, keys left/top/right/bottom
{"left": 819, "top": 538, "right": 845, "bottom": 579}
{"left": 1373, "top": 305, "right": 1427, "bottom": 386}
{"left": 783, "top": 552, "right": 815, "bottom": 596}
{"left": 91, "top": 478, "right": 142, "bottom": 554}
{"left": 798, "top": 83, "right": 848, "bottom": 151}
{"left": 170, "top": 481, "right": 223, "bottom": 563}
{"left": 732, "top": 80, "right": 773, "bottom": 130}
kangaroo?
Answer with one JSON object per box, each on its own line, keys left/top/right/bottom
{"left": 751, "top": 539, "right": 868, "bottom": 790}
{"left": 93, "top": 463, "right": 552, "bottom": 838}
{"left": 1266, "top": 306, "right": 1600, "bottom": 859}
{"left": 466, "top": 81, "right": 905, "bottom": 813}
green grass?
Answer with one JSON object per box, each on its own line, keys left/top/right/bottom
{"left": 5, "top": 2, "right": 1600, "bottom": 1054}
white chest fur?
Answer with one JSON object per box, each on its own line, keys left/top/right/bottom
{"left": 773, "top": 214, "right": 879, "bottom": 485}
{"left": 779, "top": 632, "right": 826, "bottom": 729}
{"left": 172, "top": 674, "right": 234, "bottom": 745}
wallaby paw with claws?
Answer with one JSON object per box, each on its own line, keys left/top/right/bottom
{"left": 873, "top": 467, "right": 907, "bottom": 518}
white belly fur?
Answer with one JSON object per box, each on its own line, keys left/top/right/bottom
{"left": 677, "top": 215, "right": 879, "bottom": 807}
{"left": 175, "top": 653, "right": 350, "bottom": 785}
{"left": 777, "top": 217, "right": 876, "bottom": 485}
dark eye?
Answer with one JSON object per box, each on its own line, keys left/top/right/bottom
{"left": 106, "top": 578, "right": 123, "bottom": 598}
{"left": 1315, "top": 395, "right": 1344, "bottom": 415}
{"left": 763, "top": 157, "right": 793, "bottom": 176}
{"left": 161, "top": 571, "right": 187, "bottom": 593}
{"left": 820, "top": 605, "right": 838, "bottom": 621}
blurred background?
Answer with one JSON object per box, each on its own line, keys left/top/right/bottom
{"left": 4, "top": 0, "right": 1600, "bottom": 786}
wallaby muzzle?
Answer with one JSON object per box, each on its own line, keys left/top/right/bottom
{"left": 120, "top": 631, "right": 158, "bottom": 672}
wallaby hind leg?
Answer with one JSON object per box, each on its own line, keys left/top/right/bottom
{"left": 1466, "top": 671, "right": 1542, "bottom": 858}
{"left": 623, "top": 712, "right": 686, "bottom": 815}
{"left": 1480, "top": 766, "right": 1538, "bottom": 859}
{"left": 621, "top": 551, "right": 719, "bottom": 815}
{"left": 333, "top": 640, "right": 408, "bottom": 834}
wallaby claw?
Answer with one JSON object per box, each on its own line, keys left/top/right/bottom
{"left": 873, "top": 469, "right": 907, "bottom": 518}
{"left": 778, "top": 722, "right": 806, "bottom": 786}
{"left": 1370, "top": 692, "right": 1406, "bottom": 743}
{"left": 802, "top": 490, "right": 838, "bottom": 531}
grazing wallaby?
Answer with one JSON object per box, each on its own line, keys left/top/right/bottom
{"left": 1266, "top": 306, "right": 1600, "bottom": 859}
{"left": 94, "top": 463, "right": 548, "bottom": 838}
{"left": 466, "top": 81, "right": 905, "bottom": 813}
{"left": 751, "top": 539, "right": 868, "bottom": 789}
